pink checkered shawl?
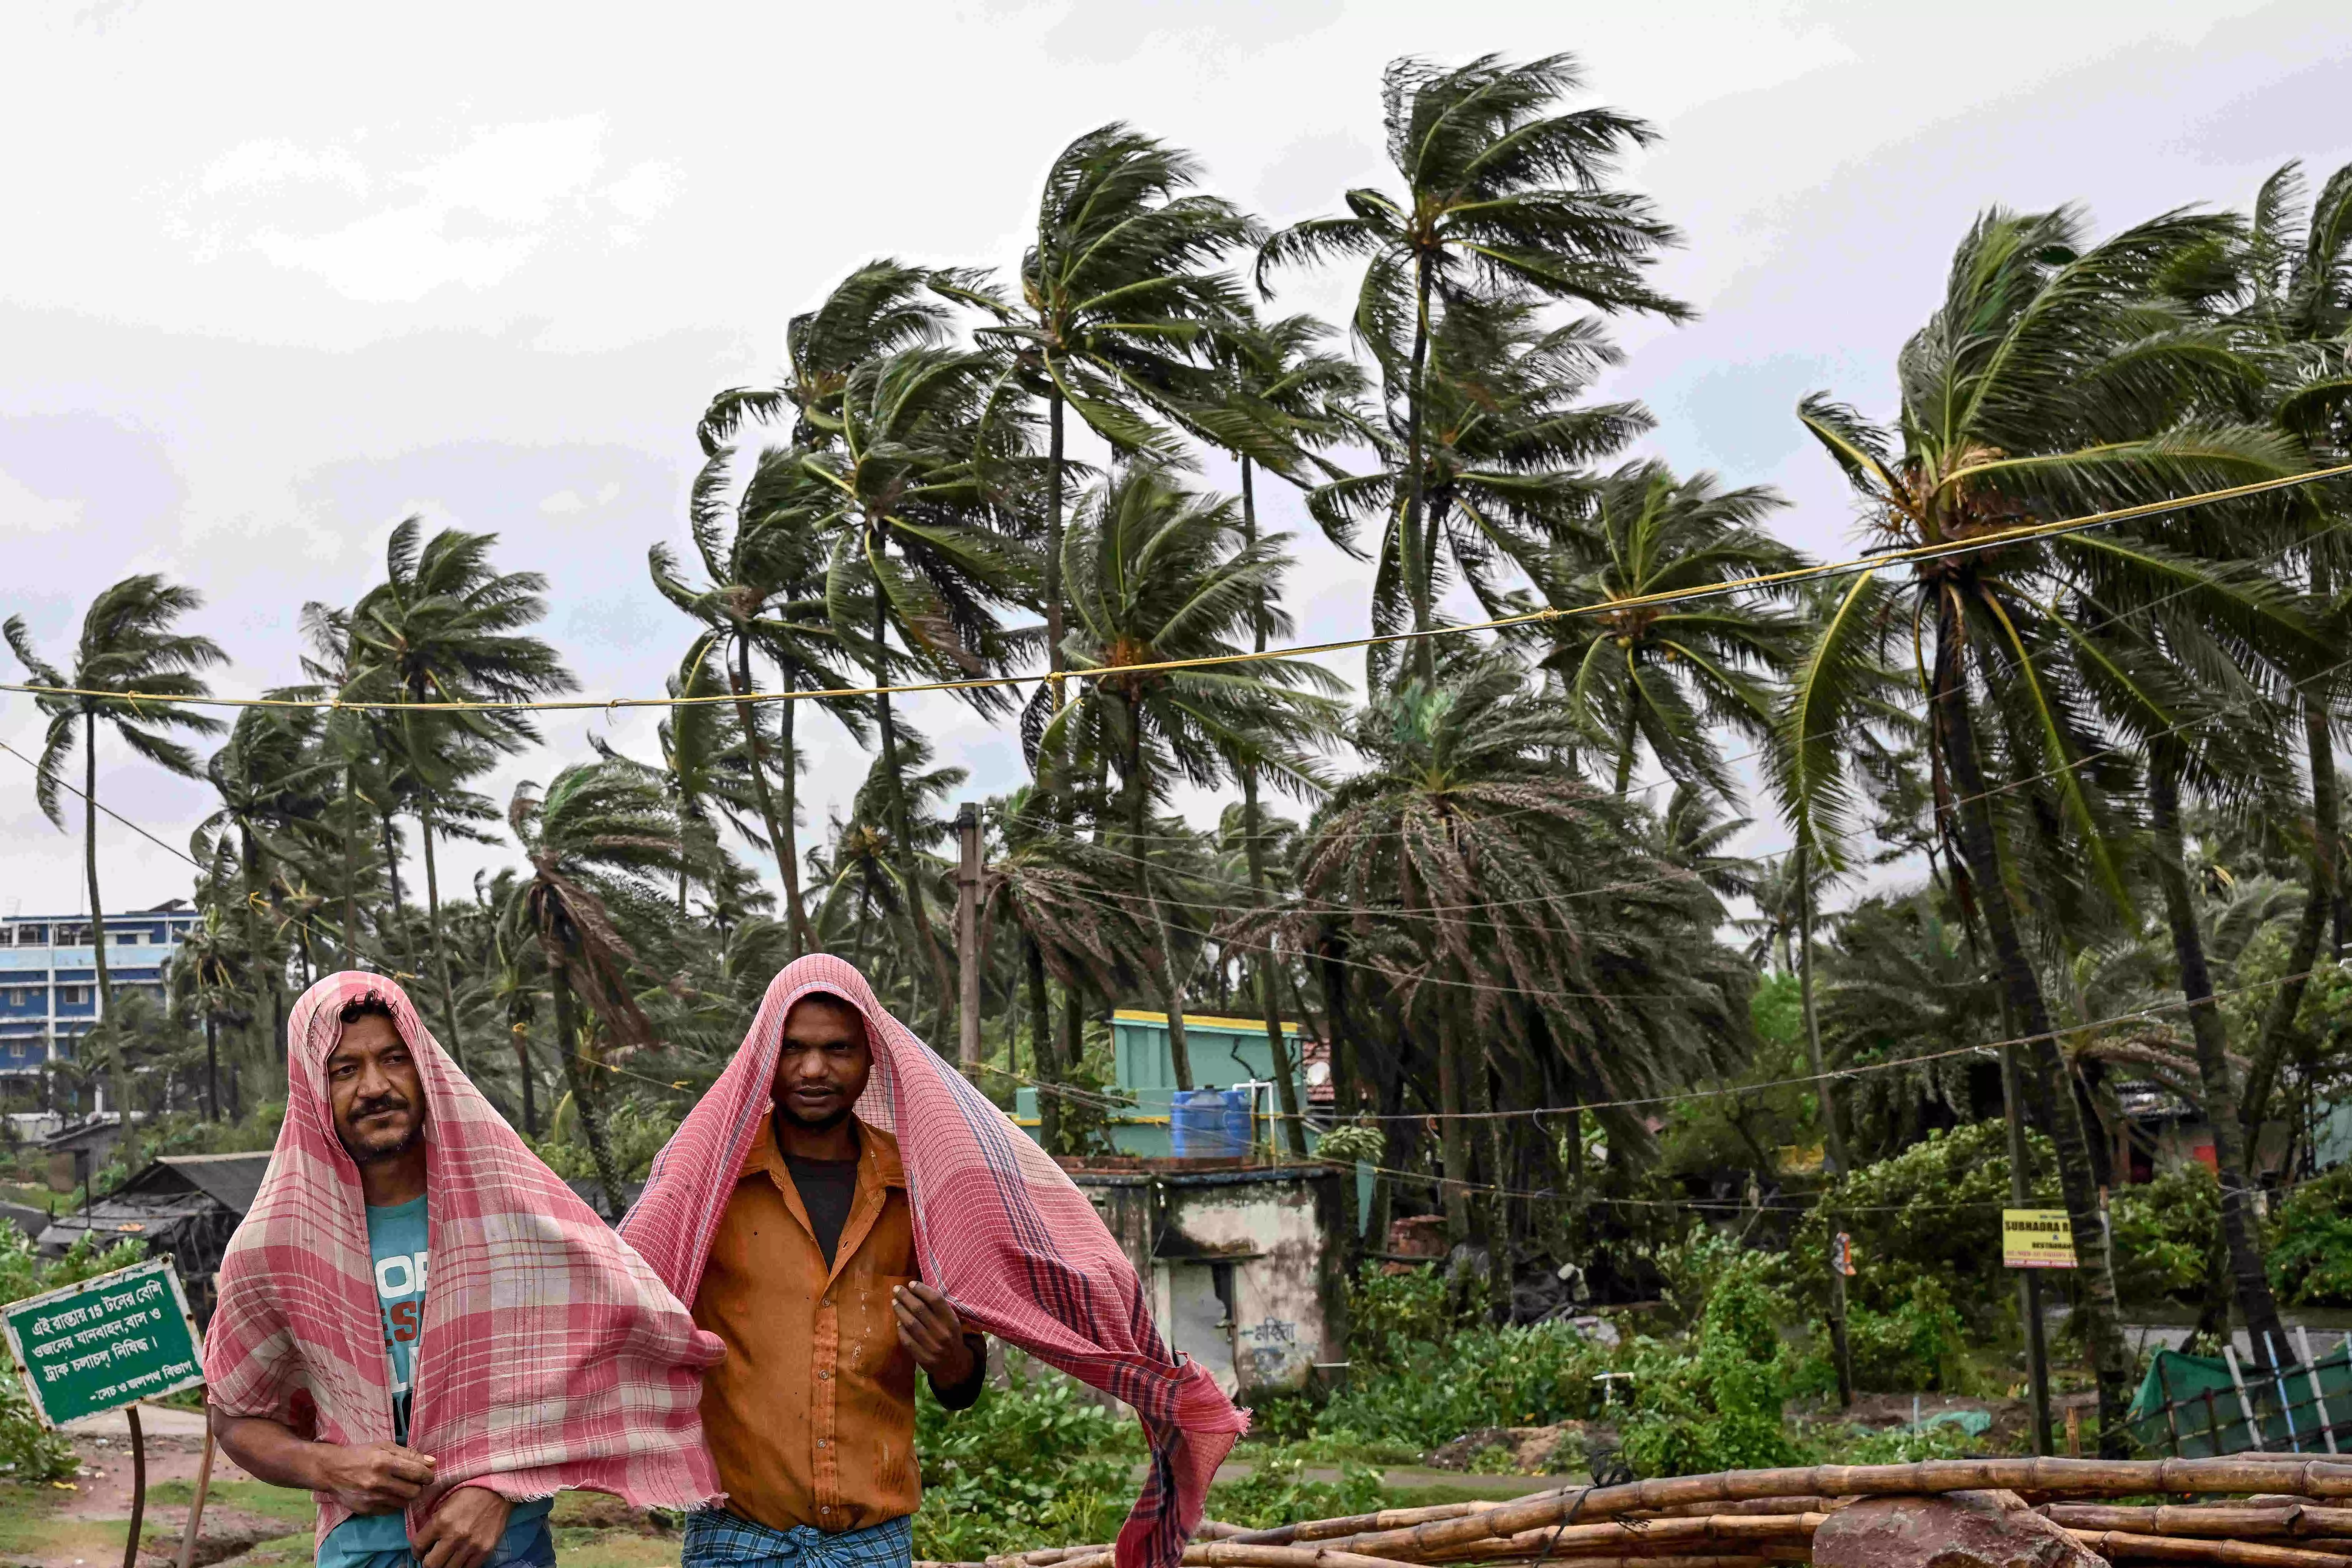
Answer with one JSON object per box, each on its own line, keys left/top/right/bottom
{"left": 202, "top": 973, "right": 723, "bottom": 1547}
{"left": 621, "top": 955, "right": 1246, "bottom": 1568}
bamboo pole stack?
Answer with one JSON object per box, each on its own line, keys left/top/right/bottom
{"left": 927, "top": 1455, "right": 2352, "bottom": 1568}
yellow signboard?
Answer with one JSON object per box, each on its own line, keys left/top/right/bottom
{"left": 2002, "top": 1208, "right": 2077, "bottom": 1269}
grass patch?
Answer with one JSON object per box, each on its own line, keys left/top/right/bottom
{"left": 148, "top": 1477, "right": 317, "bottom": 1526}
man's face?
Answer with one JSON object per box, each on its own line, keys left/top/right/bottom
{"left": 773, "top": 997, "right": 871, "bottom": 1130}
{"left": 325, "top": 1012, "right": 427, "bottom": 1165}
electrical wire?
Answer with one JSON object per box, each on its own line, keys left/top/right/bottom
{"left": 6, "top": 462, "right": 2347, "bottom": 716}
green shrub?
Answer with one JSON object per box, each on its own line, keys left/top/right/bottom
{"left": 1838, "top": 1277, "right": 1974, "bottom": 1393}
{"left": 2109, "top": 1164, "right": 2224, "bottom": 1309}
{"left": 911, "top": 1354, "right": 1139, "bottom": 1561}
{"left": 532, "top": 1097, "right": 681, "bottom": 1182}
{"left": 1209, "top": 1452, "right": 1385, "bottom": 1528}
{"left": 2269, "top": 1167, "right": 2352, "bottom": 1307}
{"left": 0, "top": 1226, "right": 149, "bottom": 1483}
{"left": 1619, "top": 1256, "right": 1803, "bottom": 1477}
{"left": 1790, "top": 1122, "right": 2058, "bottom": 1330}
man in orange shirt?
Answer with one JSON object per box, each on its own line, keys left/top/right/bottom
{"left": 683, "top": 989, "right": 987, "bottom": 1568}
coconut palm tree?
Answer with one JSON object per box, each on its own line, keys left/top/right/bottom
{"left": 697, "top": 259, "right": 960, "bottom": 456}
{"left": 1259, "top": 52, "right": 1689, "bottom": 678}
{"left": 651, "top": 448, "right": 871, "bottom": 950}
{"left": 1042, "top": 467, "right": 1344, "bottom": 1092}
{"left": 1286, "top": 651, "right": 1745, "bottom": 1249}
{"left": 6, "top": 577, "right": 226, "bottom": 1010}
{"left": 942, "top": 126, "right": 1261, "bottom": 717}
{"left": 2218, "top": 161, "right": 2352, "bottom": 1128}
{"left": 1782, "top": 204, "right": 2303, "bottom": 1449}
{"left": 781, "top": 345, "right": 1030, "bottom": 1028}
{"left": 168, "top": 902, "right": 247, "bottom": 1122}
{"left": 1312, "top": 297, "right": 1653, "bottom": 675}
{"left": 1200, "top": 311, "right": 1372, "bottom": 1151}
{"left": 348, "top": 518, "right": 574, "bottom": 1069}
{"left": 501, "top": 761, "right": 685, "bottom": 1216}
{"left": 1537, "top": 459, "right": 1802, "bottom": 799}
{"left": 199, "top": 703, "right": 332, "bottom": 1085}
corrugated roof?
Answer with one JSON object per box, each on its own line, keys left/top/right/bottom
{"left": 154, "top": 1152, "right": 273, "bottom": 1213}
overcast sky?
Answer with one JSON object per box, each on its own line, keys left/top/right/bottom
{"left": 4, "top": 0, "right": 2347, "bottom": 921}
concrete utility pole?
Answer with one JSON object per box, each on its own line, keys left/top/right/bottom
{"left": 955, "top": 802, "right": 982, "bottom": 1075}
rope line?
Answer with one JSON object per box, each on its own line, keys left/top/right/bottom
{"left": 6, "top": 464, "right": 2345, "bottom": 716}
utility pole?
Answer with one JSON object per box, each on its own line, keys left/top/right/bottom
{"left": 2001, "top": 1036, "right": 2056, "bottom": 1456}
{"left": 1796, "top": 841, "right": 1855, "bottom": 1410}
{"left": 955, "top": 802, "right": 982, "bottom": 1077}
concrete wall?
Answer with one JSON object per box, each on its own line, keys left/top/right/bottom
{"left": 1069, "top": 1165, "right": 1344, "bottom": 1399}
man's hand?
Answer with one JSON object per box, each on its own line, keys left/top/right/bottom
{"left": 893, "top": 1281, "right": 976, "bottom": 1386}
{"left": 311, "top": 1441, "right": 436, "bottom": 1515}
{"left": 414, "top": 1484, "right": 515, "bottom": 1568}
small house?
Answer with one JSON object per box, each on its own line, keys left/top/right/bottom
{"left": 37, "top": 1151, "right": 273, "bottom": 1322}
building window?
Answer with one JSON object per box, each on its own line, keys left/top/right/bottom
{"left": 56, "top": 986, "right": 87, "bottom": 1007}
{"left": 12, "top": 926, "right": 45, "bottom": 946}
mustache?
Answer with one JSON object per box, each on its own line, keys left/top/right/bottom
{"left": 350, "top": 1091, "right": 412, "bottom": 1122}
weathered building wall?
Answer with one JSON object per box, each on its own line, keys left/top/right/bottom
{"left": 1069, "top": 1164, "right": 1343, "bottom": 1398}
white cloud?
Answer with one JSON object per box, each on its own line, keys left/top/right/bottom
{"left": 0, "top": 465, "right": 84, "bottom": 534}
{"left": 538, "top": 488, "right": 586, "bottom": 515}
{"left": 199, "top": 138, "right": 372, "bottom": 199}
{"left": 603, "top": 159, "right": 680, "bottom": 222}
{"left": 189, "top": 117, "right": 614, "bottom": 302}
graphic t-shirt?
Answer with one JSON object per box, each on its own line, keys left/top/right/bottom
{"left": 316, "top": 1196, "right": 555, "bottom": 1568}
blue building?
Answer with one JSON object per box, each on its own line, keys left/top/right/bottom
{"left": 0, "top": 901, "right": 197, "bottom": 1089}
{"left": 1013, "top": 1008, "right": 1305, "bottom": 1158}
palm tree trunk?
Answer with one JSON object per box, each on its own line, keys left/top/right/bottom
{"left": 1045, "top": 388, "right": 1068, "bottom": 709}
{"left": 2247, "top": 698, "right": 2341, "bottom": 1128}
{"left": 547, "top": 963, "right": 625, "bottom": 1218}
{"left": 416, "top": 801, "right": 468, "bottom": 1072}
{"left": 1435, "top": 994, "right": 1470, "bottom": 1247}
{"left": 1240, "top": 458, "right": 1307, "bottom": 1157}
{"left": 83, "top": 714, "right": 113, "bottom": 1010}
{"left": 204, "top": 1014, "right": 218, "bottom": 1124}
{"left": 1796, "top": 840, "right": 1855, "bottom": 1409}
{"left": 1613, "top": 693, "right": 1640, "bottom": 798}
{"left": 775, "top": 663, "right": 815, "bottom": 952}
{"left": 2147, "top": 752, "right": 2295, "bottom": 1371}
{"left": 511, "top": 1014, "right": 538, "bottom": 1138}
{"left": 236, "top": 827, "right": 281, "bottom": 1110}
{"left": 378, "top": 810, "right": 404, "bottom": 937}
{"left": 1404, "top": 252, "right": 1436, "bottom": 685}
{"left": 869, "top": 560, "right": 958, "bottom": 1036}
{"left": 1930, "top": 592, "right": 2133, "bottom": 1453}
{"left": 1123, "top": 714, "right": 1193, "bottom": 1092}
{"left": 730, "top": 635, "right": 812, "bottom": 956}
{"left": 341, "top": 762, "right": 361, "bottom": 970}
{"left": 1025, "top": 933, "right": 1059, "bottom": 1151}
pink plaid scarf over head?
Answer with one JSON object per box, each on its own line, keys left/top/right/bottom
{"left": 621, "top": 954, "right": 1246, "bottom": 1568}
{"left": 202, "top": 973, "right": 723, "bottom": 1545}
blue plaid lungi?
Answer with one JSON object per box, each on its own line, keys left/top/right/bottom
{"left": 681, "top": 1510, "right": 914, "bottom": 1568}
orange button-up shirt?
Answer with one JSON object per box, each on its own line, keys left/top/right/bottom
{"left": 692, "top": 1121, "right": 928, "bottom": 1534}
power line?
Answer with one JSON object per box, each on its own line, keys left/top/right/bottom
{"left": 7, "top": 463, "right": 2346, "bottom": 716}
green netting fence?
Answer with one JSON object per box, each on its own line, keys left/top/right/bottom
{"left": 2129, "top": 1339, "right": 2352, "bottom": 1456}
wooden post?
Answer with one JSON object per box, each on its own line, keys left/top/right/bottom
{"left": 122, "top": 1405, "right": 146, "bottom": 1568}
{"left": 954, "top": 803, "right": 982, "bottom": 1077}
{"left": 2066, "top": 1404, "right": 2083, "bottom": 1457}
{"left": 2000, "top": 1038, "right": 2055, "bottom": 1456}
{"left": 2157, "top": 1355, "right": 2184, "bottom": 1457}
{"left": 2299, "top": 1325, "right": 2339, "bottom": 1455}
{"left": 177, "top": 1429, "right": 215, "bottom": 1568}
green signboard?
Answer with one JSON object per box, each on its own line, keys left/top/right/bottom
{"left": 1, "top": 1258, "right": 203, "bottom": 1427}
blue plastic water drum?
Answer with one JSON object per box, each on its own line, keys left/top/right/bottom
{"left": 1172, "top": 1088, "right": 1254, "bottom": 1157}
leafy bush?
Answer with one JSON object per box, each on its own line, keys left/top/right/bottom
{"left": 1619, "top": 1253, "right": 1803, "bottom": 1477}
{"left": 1311, "top": 1268, "right": 1604, "bottom": 1451}
{"left": 1790, "top": 1122, "right": 2058, "bottom": 1329}
{"left": 1825, "top": 1419, "right": 1981, "bottom": 1465}
{"left": 1837, "top": 1277, "right": 1974, "bottom": 1393}
{"left": 0, "top": 1226, "right": 149, "bottom": 1483}
{"left": 533, "top": 1096, "right": 681, "bottom": 1182}
{"left": 2111, "top": 1165, "right": 2223, "bottom": 1308}
{"left": 2269, "top": 1167, "right": 2352, "bottom": 1307}
{"left": 1209, "top": 1452, "right": 1384, "bottom": 1528}
{"left": 911, "top": 1354, "right": 1140, "bottom": 1561}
